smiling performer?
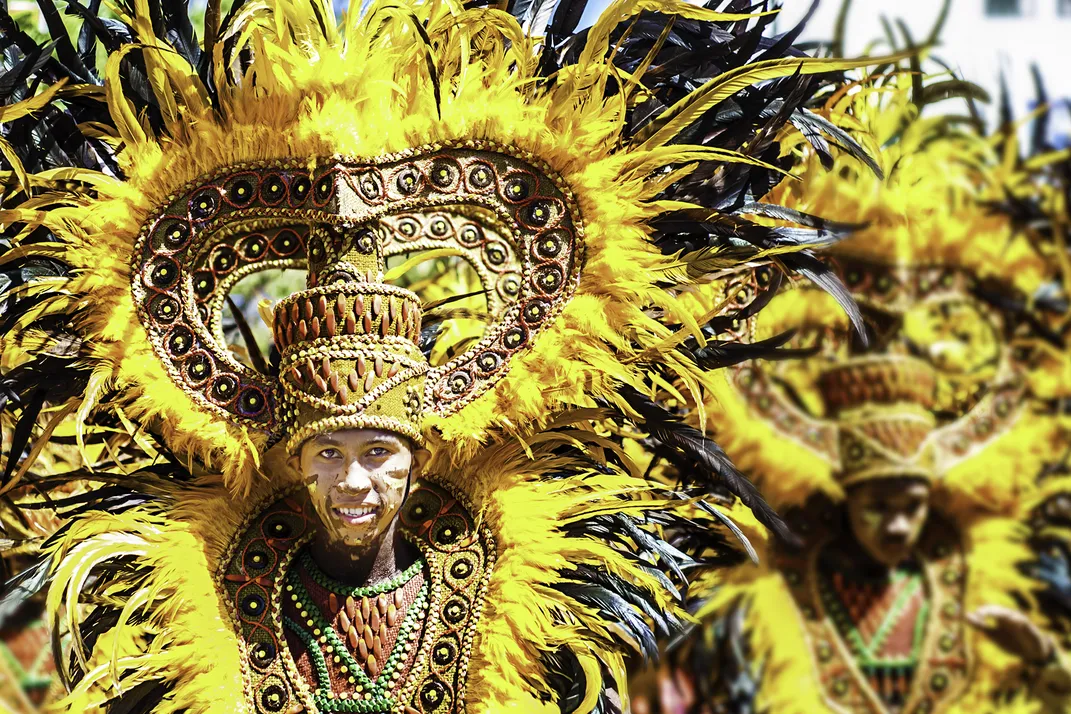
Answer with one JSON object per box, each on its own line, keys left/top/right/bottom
{"left": 0, "top": 0, "right": 897, "bottom": 711}
{"left": 271, "top": 274, "right": 441, "bottom": 701}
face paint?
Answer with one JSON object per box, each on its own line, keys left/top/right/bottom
{"left": 296, "top": 428, "right": 415, "bottom": 551}
{"left": 846, "top": 477, "right": 931, "bottom": 568}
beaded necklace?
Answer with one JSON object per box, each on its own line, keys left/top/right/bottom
{"left": 300, "top": 549, "right": 424, "bottom": 597}
{"left": 820, "top": 569, "right": 927, "bottom": 668}
{"left": 283, "top": 552, "right": 428, "bottom": 713}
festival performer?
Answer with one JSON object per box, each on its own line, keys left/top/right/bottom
{"left": 632, "top": 69, "right": 1071, "bottom": 714}
{"left": 0, "top": 0, "right": 889, "bottom": 711}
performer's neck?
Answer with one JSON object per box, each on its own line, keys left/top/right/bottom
{"left": 309, "top": 518, "right": 415, "bottom": 586}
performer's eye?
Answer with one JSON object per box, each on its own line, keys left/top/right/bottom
{"left": 367, "top": 446, "right": 389, "bottom": 458}
{"left": 318, "top": 448, "right": 342, "bottom": 460}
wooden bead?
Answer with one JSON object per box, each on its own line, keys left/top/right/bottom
{"left": 394, "top": 590, "right": 404, "bottom": 608}
{"left": 339, "top": 610, "right": 351, "bottom": 632}
{"left": 369, "top": 608, "right": 380, "bottom": 631}
{"left": 349, "top": 626, "right": 361, "bottom": 652}
{"left": 361, "top": 597, "right": 371, "bottom": 621}
{"left": 367, "top": 653, "right": 379, "bottom": 677}
{"left": 357, "top": 634, "right": 368, "bottom": 659}
{"left": 345, "top": 596, "right": 356, "bottom": 621}
{"left": 348, "top": 370, "right": 361, "bottom": 392}
{"left": 363, "top": 625, "right": 374, "bottom": 650}
{"left": 386, "top": 604, "right": 397, "bottom": 627}
{"left": 329, "top": 594, "right": 339, "bottom": 613}
{"left": 373, "top": 636, "right": 383, "bottom": 663}
{"left": 364, "top": 371, "right": 374, "bottom": 392}
{"left": 377, "top": 594, "right": 388, "bottom": 614}
{"left": 378, "top": 623, "right": 387, "bottom": 644}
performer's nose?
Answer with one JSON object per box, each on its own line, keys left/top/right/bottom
{"left": 337, "top": 463, "right": 373, "bottom": 495}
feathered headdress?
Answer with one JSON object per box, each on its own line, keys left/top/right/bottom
{"left": 703, "top": 66, "right": 1071, "bottom": 514}
{"left": 0, "top": 0, "right": 888, "bottom": 502}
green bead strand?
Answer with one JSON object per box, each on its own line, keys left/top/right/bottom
{"left": 283, "top": 563, "right": 429, "bottom": 712}
{"left": 300, "top": 550, "right": 423, "bottom": 597}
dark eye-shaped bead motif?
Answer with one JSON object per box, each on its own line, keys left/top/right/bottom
{"left": 262, "top": 175, "right": 286, "bottom": 203}
{"left": 290, "top": 176, "right": 311, "bottom": 203}
{"left": 272, "top": 230, "right": 300, "bottom": 256}
{"left": 354, "top": 229, "right": 377, "bottom": 254}
{"left": 525, "top": 200, "right": 552, "bottom": 226}
{"left": 190, "top": 189, "right": 219, "bottom": 220}
{"left": 168, "top": 327, "right": 194, "bottom": 356}
{"left": 503, "top": 327, "right": 526, "bottom": 349}
{"left": 430, "top": 161, "right": 456, "bottom": 188}
{"left": 315, "top": 175, "right": 334, "bottom": 202}
{"left": 396, "top": 168, "right": 422, "bottom": 195}
{"left": 240, "top": 592, "right": 267, "bottom": 617}
{"left": 159, "top": 220, "right": 191, "bottom": 248}
{"left": 228, "top": 178, "right": 255, "bottom": 206}
{"left": 250, "top": 641, "right": 276, "bottom": 669}
{"left": 468, "top": 163, "right": 494, "bottom": 189}
{"left": 503, "top": 177, "right": 529, "bottom": 201}
{"left": 150, "top": 259, "right": 179, "bottom": 288}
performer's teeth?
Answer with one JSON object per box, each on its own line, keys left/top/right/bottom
{"left": 336, "top": 506, "right": 375, "bottom": 517}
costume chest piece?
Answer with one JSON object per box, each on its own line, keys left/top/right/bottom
{"left": 216, "top": 479, "right": 496, "bottom": 714}
{"left": 777, "top": 519, "right": 970, "bottom": 714}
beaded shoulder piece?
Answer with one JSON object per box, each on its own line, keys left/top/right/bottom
{"left": 775, "top": 502, "right": 969, "bottom": 714}
{"left": 217, "top": 478, "right": 495, "bottom": 714}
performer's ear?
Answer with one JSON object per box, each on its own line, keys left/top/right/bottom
{"left": 411, "top": 447, "right": 431, "bottom": 478}
{"left": 288, "top": 452, "right": 301, "bottom": 477}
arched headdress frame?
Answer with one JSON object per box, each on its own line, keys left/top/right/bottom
{"left": 133, "top": 143, "right": 582, "bottom": 441}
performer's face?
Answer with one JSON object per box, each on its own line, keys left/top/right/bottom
{"left": 294, "top": 429, "right": 428, "bottom": 548}
{"left": 846, "top": 478, "right": 931, "bottom": 568}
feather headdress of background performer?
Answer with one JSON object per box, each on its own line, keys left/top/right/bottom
{"left": 642, "top": 46, "right": 1071, "bottom": 714}
{"left": 0, "top": 0, "right": 895, "bottom": 712}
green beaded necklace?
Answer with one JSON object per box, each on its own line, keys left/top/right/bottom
{"left": 283, "top": 557, "right": 428, "bottom": 713}
{"left": 821, "top": 570, "right": 927, "bottom": 668}
{"left": 300, "top": 550, "right": 424, "bottom": 597}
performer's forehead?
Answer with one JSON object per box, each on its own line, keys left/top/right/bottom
{"left": 309, "top": 430, "right": 406, "bottom": 447}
